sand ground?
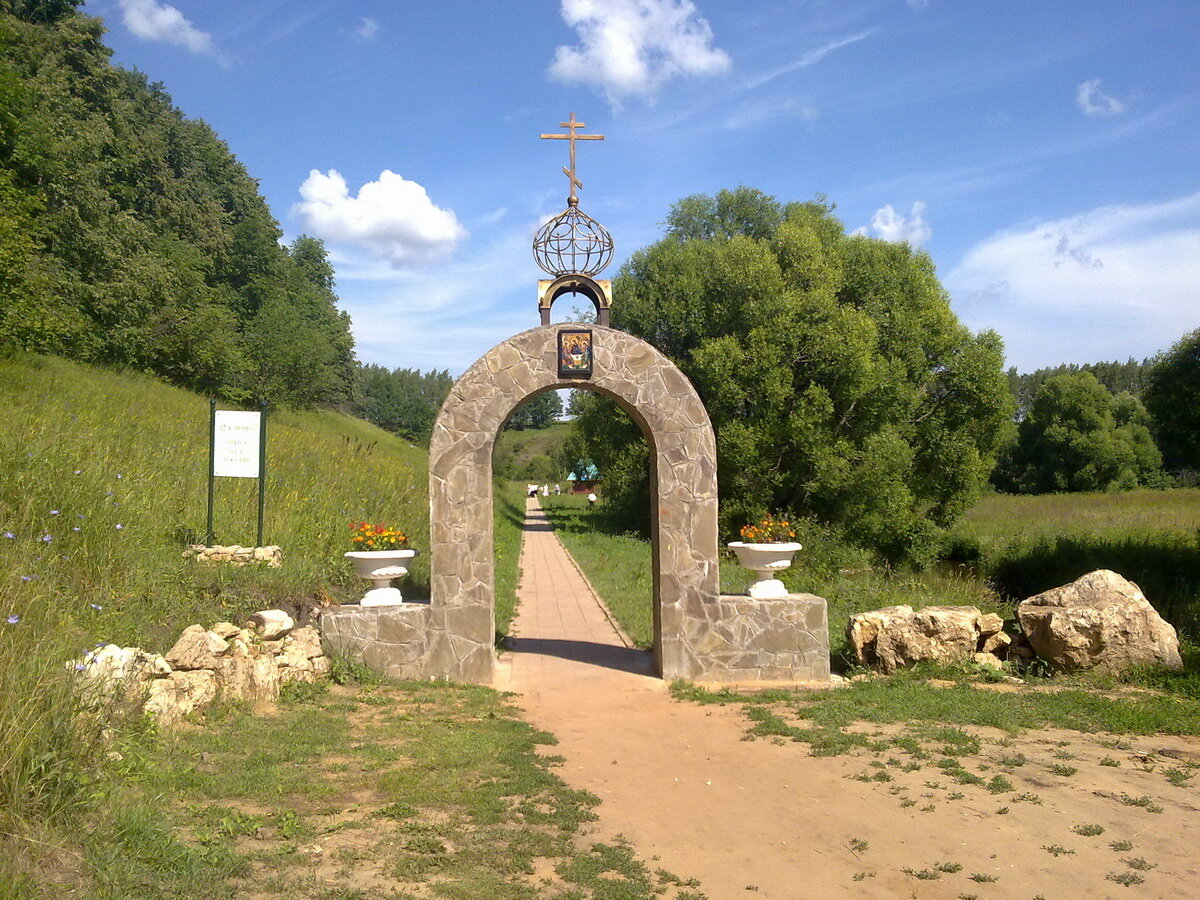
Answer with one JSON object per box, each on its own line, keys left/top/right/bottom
{"left": 496, "top": 498, "right": 1200, "bottom": 899}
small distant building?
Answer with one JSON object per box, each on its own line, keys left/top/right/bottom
{"left": 567, "top": 463, "right": 601, "bottom": 494}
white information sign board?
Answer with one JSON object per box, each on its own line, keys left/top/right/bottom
{"left": 213, "top": 410, "right": 261, "bottom": 478}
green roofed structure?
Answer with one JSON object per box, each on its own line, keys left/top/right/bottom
{"left": 567, "top": 464, "right": 601, "bottom": 494}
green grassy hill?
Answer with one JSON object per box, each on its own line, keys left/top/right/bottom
{"left": 0, "top": 352, "right": 437, "bottom": 848}
{"left": 0, "top": 352, "right": 431, "bottom": 649}
{"left": 493, "top": 421, "right": 571, "bottom": 481}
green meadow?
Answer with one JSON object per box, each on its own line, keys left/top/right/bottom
{"left": 542, "top": 488, "right": 1200, "bottom": 664}
{"left": 0, "top": 352, "right": 431, "bottom": 876}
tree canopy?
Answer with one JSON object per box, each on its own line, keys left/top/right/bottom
{"left": 1143, "top": 328, "right": 1200, "bottom": 472}
{"left": 1006, "top": 358, "right": 1153, "bottom": 420}
{"left": 572, "top": 188, "right": 1013, "bottom": 563}
{"left": 0, "top": 9, "right": 355, "bottom": 406}
{"left": 993, "top": 372, "right": 1161, "bottom": 493}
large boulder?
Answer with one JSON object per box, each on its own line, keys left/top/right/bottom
{"left": 847, "top": 605, "right": 1007, "bottom": 674}
{"left": 1016, "top": 569, "right": 1182, "bottom": 672}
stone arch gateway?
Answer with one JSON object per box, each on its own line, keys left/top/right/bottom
{"left": 320, "top": 322, "right": 830, "bottom": 685}
{"left": 428, "top": 323, "right": 719, "bottom": 682}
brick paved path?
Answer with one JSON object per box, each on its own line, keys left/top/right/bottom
{"left": 494, "top": 497, "right": 657, "bottom": 699}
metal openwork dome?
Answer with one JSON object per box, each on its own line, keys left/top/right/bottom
{"left": 532, "top": 203, "right": 614, "bottom": 277}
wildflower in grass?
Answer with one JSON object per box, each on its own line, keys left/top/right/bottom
{"left": 3, "top": 532, "right": 14, "bottom": 539}
{"left": 115, "top": 524, "right": 123, "bottom": 530}
{"left": 72, "top": 526, "right": 80, "bottom": 532}
{"left": 74, "top": 470, "right": 81, "bottom": 475}
{"left": 90, "top": 603, "right": 102, "bottom": 611}
{"left": 50, "top": 510, "right": 59, "bottom": 516}
{"left": 20, "top": 576, "right": 32, "bottom": 582}
{"left": 6, "top": 614, "right": 18, "bottom": 624}
{"left": 41, "top": 534, "right": 52, "bottom": 542}
{"left": 116, "top": 473, "right": 122, "bottom": 479}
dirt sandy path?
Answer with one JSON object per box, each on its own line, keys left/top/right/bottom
{"left": 496, "top": 498, "right": 1200, "bottom": 899}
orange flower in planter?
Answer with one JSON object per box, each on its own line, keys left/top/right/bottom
{"left": 350, "top": 521, "right": 409, "bottom": 551}
{"left": 738, "top": 514, "right": 797, "bottom": 544}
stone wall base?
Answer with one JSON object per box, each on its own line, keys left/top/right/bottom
{"left": 676, "top": 593, "right": 830, "bottom": 683}
{"left": 321, "top": 594, "right": 829, "bottom": 686}
{"left": 319, "top": 603, "right": 494, "bottom": 682}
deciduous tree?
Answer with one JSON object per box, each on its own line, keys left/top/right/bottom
{"left": 571, "top": 189, "right": 1013, "bottom": 563}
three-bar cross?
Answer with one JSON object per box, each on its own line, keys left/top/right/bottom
{"left": 540, "top": 112, "right": 604, "bottom": 205}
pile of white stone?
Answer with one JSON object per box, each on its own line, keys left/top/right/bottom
{"left": 847, "top": 569, "right": 1182, "bottom": 675}
{"left": 78, "top": 609, "right": 329, "bottom": 726}
{"left": 182, "top": 544, "right": 283, "bottom": 567}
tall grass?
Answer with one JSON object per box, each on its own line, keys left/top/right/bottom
{"left": 542, "top": 494, "right": 1008, "bottom": 664}
{"left": 952, "top": 490, "right": 1200, "bottom": 637}
{"left": 0, "top": 352, "right": 430, "bottom": 875}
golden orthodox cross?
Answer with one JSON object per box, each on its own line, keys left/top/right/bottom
{"left": 540, "top": 112, "right": 604, "bottom": 205}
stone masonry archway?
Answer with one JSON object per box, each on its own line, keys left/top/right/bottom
{"left": 321, "top": 324, "right": 829, "bottom": 686}
{"left": 428, "top": 324, "right": 719, "bottom": 682}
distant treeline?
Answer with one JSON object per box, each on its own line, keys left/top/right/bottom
{"left": 353, "top": 366, "right": 562, "bottom": 445}
{"left": 0, "top": 2, "right": 355, "bottom": 407}
{"left": 1006, "top": 358, "right": 1153, "bottom": 419}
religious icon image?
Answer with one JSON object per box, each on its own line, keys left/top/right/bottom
{"left": 558, "top": 329, "right": 593, "bottom": 378}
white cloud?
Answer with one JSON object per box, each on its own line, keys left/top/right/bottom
{"left": 356, "top": 17, "right": 380, "bottom": 40}
{"left": 907, "top": 0, "right": 931, "bottom": 10}
{"left": 945, "top": 192, "right": 1200, "bottom": 369}
{"left": 118, "top": 0, "right": 213, "bottom": 54}
{"left": 549, "top": 0, "right": 731, "bottom": 104}
{"left": 294, "top": 169, "right": 467, "bottom": 268}
{"left": 1076, "top": 78, "right": 1126, "bottom": 116}
{"left": 857, "top": 201, "right": 931, "bottom": 246}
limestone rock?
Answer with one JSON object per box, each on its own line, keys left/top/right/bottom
{"left": 289, "top": 626, "right": 324, "bottom": 659}
{"left": 1016, "top": 569, "right": 1182, "bottom": 673}
{"left": 165, "top": 625, "right": 230, "bottom": 670}
{"left": 247, "top": 609, "right": 295, "bottom": 640}
{"left": 847, "top": 605, "right": 1011, "bottom": 674}
{"left": 215, "top": 654, "right": 279, "bottom": 701}
{"left": 981, "top": 631, "right": 1012, "bottom": 656}
{"left": 210, "top": 622, "right": 241, "bottom": 639}
{"left": 144, "top": 670, "right": 217, "bottom": 726}
{"left": 78, "top": 644, "right": 171, "bottom": 702}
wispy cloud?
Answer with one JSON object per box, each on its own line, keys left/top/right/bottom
{"left": 743, "top": 28, "right": 878, "bottom": 90}
{"left": 1076, "top": 78, "right": 1126, "bottom": 116}
{"left": 549, "top": 0, "right": 731, "bottom": 106}
{"left": 332, "top": 227, "right": 540, "bottom": 372}
{"left": 356, "top": 17, "right": 380, "bottom": 41}
{"left": 118, "top": 0, "right": 213, "bottom": 55}
{"left": 946, "top": 192, "right": 1200, "bottom": 369}
{"left": 294, "top": 170, "right": 468, "bottom": 268}
{"left": 848, "top": 98, "right": 1186, "bottom": 205}
{"left": 723, "top": 97, "right": 818, "bottom": 131}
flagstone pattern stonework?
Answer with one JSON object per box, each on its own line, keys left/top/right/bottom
{"left": 320, "top": 323, "right": 830, "bottom": 684}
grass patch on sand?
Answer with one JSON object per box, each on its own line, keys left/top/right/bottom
{"left": 45, "top": 679, "right": 704, "bottom": 898}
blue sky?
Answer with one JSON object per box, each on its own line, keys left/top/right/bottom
{"left": 84, "top": 0, "right": 1200, "bottom": 374}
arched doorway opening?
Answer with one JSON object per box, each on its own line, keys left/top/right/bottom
{"left": 428, "top": 324, "right": 719, "bottom": 682}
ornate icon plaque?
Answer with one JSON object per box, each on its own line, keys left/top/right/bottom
{"left": 558, "top": 329, "right": 593, "bottom": 378}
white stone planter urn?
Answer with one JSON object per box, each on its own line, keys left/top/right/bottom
{"left": 344, "top": 549, "right": 418, "bottom": 606}
{"left": 727, "top": 542, "right": 802, "bottom": 599}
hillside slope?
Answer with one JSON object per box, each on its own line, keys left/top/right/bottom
{"left": 0, "top": 352, "right": 429, "bottom": 649}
